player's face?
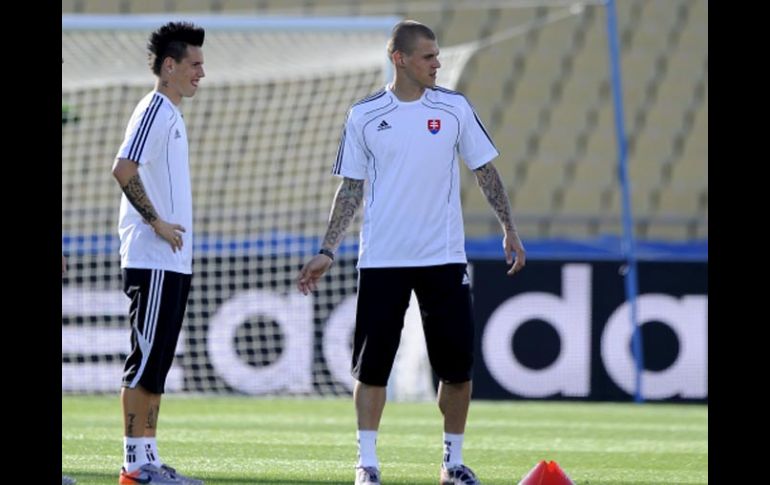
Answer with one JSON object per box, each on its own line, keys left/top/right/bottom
{"left": 171, "top": 46, "right": 205, "bottom": 99}
{"left": 402, "top": 36, "right": 441, "bottom": 88}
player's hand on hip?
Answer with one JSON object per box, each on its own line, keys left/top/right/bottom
{"left": 297, "top": 254, "right": 334, "bottom": 295}
{"left": 150, "top": 220, "right": 186, "bottom": 252}
{"left": 503, "top": 230, "right": 526, "bottom": 276}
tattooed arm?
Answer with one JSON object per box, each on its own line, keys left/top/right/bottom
{"left": 297, "top": 177, "right": 364, "bottom": 294}
{"left": 473, "top": 162, "right": 526, "bottom": 275}
{"left": 321, "top": 178, "right": 364, "bottom": 252}
{"left": 112, "top": 158, "right": 186, "bottom": 252}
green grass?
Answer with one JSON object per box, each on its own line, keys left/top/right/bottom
{"left": 62, "top": 395, "right": 707, "bottom": 484}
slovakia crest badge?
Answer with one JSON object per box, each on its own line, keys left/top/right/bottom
{"left": 427, "top": 119, "right": 441, "bottom": 134}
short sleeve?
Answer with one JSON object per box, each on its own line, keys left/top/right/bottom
{"left": 458, "top": 97, "right": 499, "bottom": 170}
{"left": 332, "top": 113, "right": 368, "bottom": 180}
{"left": 116, "top": 95, "right": 167, "bottom": 166}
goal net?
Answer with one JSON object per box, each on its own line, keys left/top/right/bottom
{"left": 63, "top": 14, "right": 452, "bottom": 398}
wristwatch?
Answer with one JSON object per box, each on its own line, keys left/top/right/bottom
{"left": 318, "top": 248, "right": 335, "bottom": 261}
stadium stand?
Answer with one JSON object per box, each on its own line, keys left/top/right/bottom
{"left": 62, "top": 0, "right": 707, "bottom": 242}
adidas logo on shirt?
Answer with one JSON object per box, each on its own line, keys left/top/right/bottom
{"left": 377, "top": 120, "right": 392, "bottom": 131}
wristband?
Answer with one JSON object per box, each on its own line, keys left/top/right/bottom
{"left": 318, "top": 248, "right": 335, "bottom": 261}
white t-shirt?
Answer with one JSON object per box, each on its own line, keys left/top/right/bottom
{"left": 333, "top": 85, "right": 499, "bottom": 268}
{"left": 116, "top": 91, "right": 193, "bottom": 274}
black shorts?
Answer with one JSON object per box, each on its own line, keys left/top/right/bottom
{"left": 351, "top": 263, "right": 475, "bottom": 386}
{"left": 121, "top": 268, "right": 191, "bottom": 394}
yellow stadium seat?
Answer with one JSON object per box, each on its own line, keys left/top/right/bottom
{"left": 82, "top": 0, "right": 123, "bottom": 13}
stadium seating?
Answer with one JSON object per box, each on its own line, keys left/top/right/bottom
{"left": 62, "top": 0, "right": 707, "bottom": 242}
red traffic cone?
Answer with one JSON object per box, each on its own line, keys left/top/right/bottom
{"left": 518, "top": 460, "right": 547, "bottom": 484}
{"left": 518, "top": 460, "right": 575, "bottom": 485}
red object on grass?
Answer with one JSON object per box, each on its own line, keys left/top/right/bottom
{"left": 518, "top": 460, "right": 576, "bottom": 485}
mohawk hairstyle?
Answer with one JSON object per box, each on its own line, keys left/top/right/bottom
{"left": 147, "top": 21, "right": 205, "bottom": 76}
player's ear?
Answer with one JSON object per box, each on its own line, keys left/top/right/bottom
{"left": 163, "top": 57, "right": 175, "bottom": 74}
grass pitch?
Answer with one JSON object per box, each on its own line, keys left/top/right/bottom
{"left": 62, "top": 395, "right": 707, "bottom": 484}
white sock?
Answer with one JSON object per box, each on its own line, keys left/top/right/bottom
{"left": 123, "top": 437, "right": 148, "bottom": 472}
{"left": 357, "top": 430, "right": 379, "bottom": 468}
{"left": 443, "top": 432, "right": 464, "bottom": 468}
{"left": 143, "top": 437, "right": 163, "bottom": 467}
